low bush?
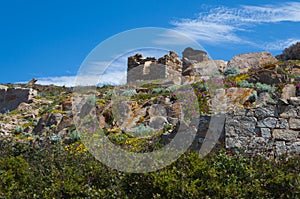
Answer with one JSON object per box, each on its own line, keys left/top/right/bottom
{"left": 0, "top": 139, "right": 299, "bottom": 198}
{"left": 224, "top": 67, "right": 240, "bottom": 77}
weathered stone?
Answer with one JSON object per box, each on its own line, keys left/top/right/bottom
{"left": 33, "top": 115, "right": 48, "bottom": 134}
{"left": 214, "top": 60, "right": 228, "bottom": 73}
{"left": 27, "top": 78, "right": 38, "bottom": 86}
{"left": 275, "top": 141, "right": 287, "bottom": 156}
{"left": 256, "top": 92, "right": 271, "bottom": 106}
{"left": 149, "top": 104, "right": 167, "bottom": 117}
{"left": 213, "top": 87, "right": 256, "bottom": 111}
{"left": 182, "top": 60, "right": 220, "bottom": 77}
{"left": 47, "top": 113, "right": 63, "bottom": 126}
{"left": 149, "top": 116, "right": 168, "bottom": 130}
{"left": 276, "top": 118, "right": 289, "bottom": 129}
{"left": 62, "top": 100, "right": 72, "bottom": 111}
{"left": 280, "top": 106, "right": 298, "bottom": 118}
{"left": 227, "top": 52, "right": 277, "bottom": 73}
{"left": 288, "top": 142, "right": 300, "bottom": 154}
{"left": 226, "top": 137, "right": 243, "bottom": 148}
{"left": 261, "top": 128, "right": 271, "bottom": 138}
{"left": 289, "top": 118, "right": 300, "bottom": 130}
{"left": 0, "top": 87, "right": 37, "bottom": 113}
{"left": 127, "top": 51, "right": 182, "bottom": 84}
{"left": 288, "top": 97, "right": 300, "bottom": 106}
{"left": 114, "top": 101, "right": 131, "bottom": 127}
{"left": 280, "top": 84, "right": 296, "bottom": 103}
{"left": 225, "top": 116, "right": 257, "bottom": 137}
{"left": 168, "top": 102, "right": 181, "bottom": 118}
{"left": 182, "top": 47, "right": 210, "bottom": 63}
{"left": 257, "top": 117, "right": 278, "bottom": 128}
{"left": 248, "top": 137, "right": 268, "bottom": 149}
{"left": 255, "top": 106, "right": 276, "bottom": 120}
{"left": 272, "top": 129, "right": 298, "bottom": 141}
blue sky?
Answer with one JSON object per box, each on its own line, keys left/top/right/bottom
{"left": 0, "top": 0, "right": 300, "bottom": 86}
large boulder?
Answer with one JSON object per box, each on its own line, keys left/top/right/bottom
{"left": 182, "top": 60, "right": 223, "bottom": 77}
{"left": 227, "top": 52, "right": 277, "bottom": 73}
{"left": 182, "top": 47, "right": 210, "bottom": 63}
{"left": 211, "top": 87, "right": 257, "bottom": 112}
{"left": 276, "top": 42, "right": 300, "bottom": 60}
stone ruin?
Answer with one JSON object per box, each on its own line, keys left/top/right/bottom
{"left": 127, "top": 47, "right": 213, "bottom": 84}
{"left": 0, "top": 85, "right": 37, "bottom": 113}
{"left": 127, "top": 51, "right": 183, "bottom": 85}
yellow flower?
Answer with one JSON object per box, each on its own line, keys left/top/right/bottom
{"left": 234, "top": 73, "right": 249, "bottom": 83}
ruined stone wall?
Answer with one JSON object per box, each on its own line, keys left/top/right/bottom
{"left": 127, "top": 51, "right": 182, "bottom": 84}
{"left": 225, "top": 98, "right": 300, "bottom": 157}
{"left": 0, "top": 86, "right": 36, "bottom": 113}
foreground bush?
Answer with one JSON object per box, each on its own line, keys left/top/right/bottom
{"left": 0, "top": 140, "right": 299, "bottom": 198}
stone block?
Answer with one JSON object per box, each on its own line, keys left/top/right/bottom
{"left": 272, "top": 129, "right": 298, "bottom": 141}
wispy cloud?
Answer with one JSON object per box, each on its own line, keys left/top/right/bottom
{"left": 171, "top": 2, "right": 300, "bottom": 49}
{"left": 260, "top": 38, "right": 300, "bottom": 51}
{"left": 33, "top": 71, "right": 126, "bottom": 87}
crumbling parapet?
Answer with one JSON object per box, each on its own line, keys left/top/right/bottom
{"left": 127, "top": 51, "right": 183, "bottom": 85}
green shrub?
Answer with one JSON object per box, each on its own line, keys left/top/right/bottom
{"left": 0, "top": 156, "right": 33, "bottom": 198}
{"left": 66, "top": 131, "right": 81, "bottom": 144}
{"left": 13, "top": 126, "right": 24, "bottom": 135}
{"left": 0, "top": 139, "right": 299, "bottom": 198}
{"left": 166, "top": 85, "right": 181, "bottom": 93}
{"left": 256, "top": 82, "right": 275, "bottom": 93}
{"left": 236, "top": 80, "right": 255, "bottom": 88}
{"left": 121, "top": 89, "right": 137, "bottom": 97}
{"left": 131, "top": 124, "right": 154, "bottom": 137}
{"left": 86, "top": 95, "right": 97, "bottom": 105}
{"left": 224, "top": 67, "right": 240, "bottom": 77}
{"left": 237, "top": 80, "right": 275, "bottom": 93}
{"left": 104, "top": 89, "right": 116, "bottom": 98}
{"left": 152, "top": 87, "right": 166, "bottom": 93}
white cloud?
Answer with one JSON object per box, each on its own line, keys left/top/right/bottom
{"left": 171, "top": 2, "right": 300, "bottom": 48}
{"left": 34, "top": 71, "right": 126, "bottom": 87}
{"left": 260, "top": 38, "right": 300, "bottom": 51}
{"left": 171, "top": 20, "right": 242, "bottom": 44}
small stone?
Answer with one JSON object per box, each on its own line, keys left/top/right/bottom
{"left": 226, "top": 137, "right": 243, "bottom": 148}
{"left": 255, "top": 106, "right": 276, "bottom": 120}
{"left": 289, "top": 118, "right": 300, "bottom": 130}
{"left": 149, "top": 104, "right": 167, "bottom": 117}
{"left": 257, "top": 117, "right": 278, "bottom": 128}
{"left": 289, "top": 142, "right": 300, "bottom": 154}
{"left": 261, "top": 128, "right": 271, "bottom": 138}
{"left": 288, "top": 97, "right": 300, "bottom": 106}
{"left": 280, "top": 107, "right": 298, "bottom": 118}
{"left": 256, "top": 92, "right": 271, "bottom": 107}
{"left": 280, "top": 84, "right": 296, "bottom": 103}
{"left": 275, "top": 141, "right": 287, "bottom": 156}
{"left": 276, "top": 118, "right": 289, "bottom": 129}
{"left": 149, "top": 116, "right": 168, "bottom": 130}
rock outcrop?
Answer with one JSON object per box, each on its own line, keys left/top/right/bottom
{"left": 227, "top": 52, "right": 277, "bottom": 73}
{"left": 182, "top": 47, "right": 210, "bottom": 63}
{"left": 276, "top": 42, "right": 300, "bottom": 60}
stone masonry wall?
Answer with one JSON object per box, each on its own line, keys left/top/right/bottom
{"left": 0, "top": 85, "right": 37, "bottom": 113}
{"left": 225, "top": 97, "right": 300, "bottom": 157}
{"left": 127, "top": 51, "right": 182, "bottom": 84}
